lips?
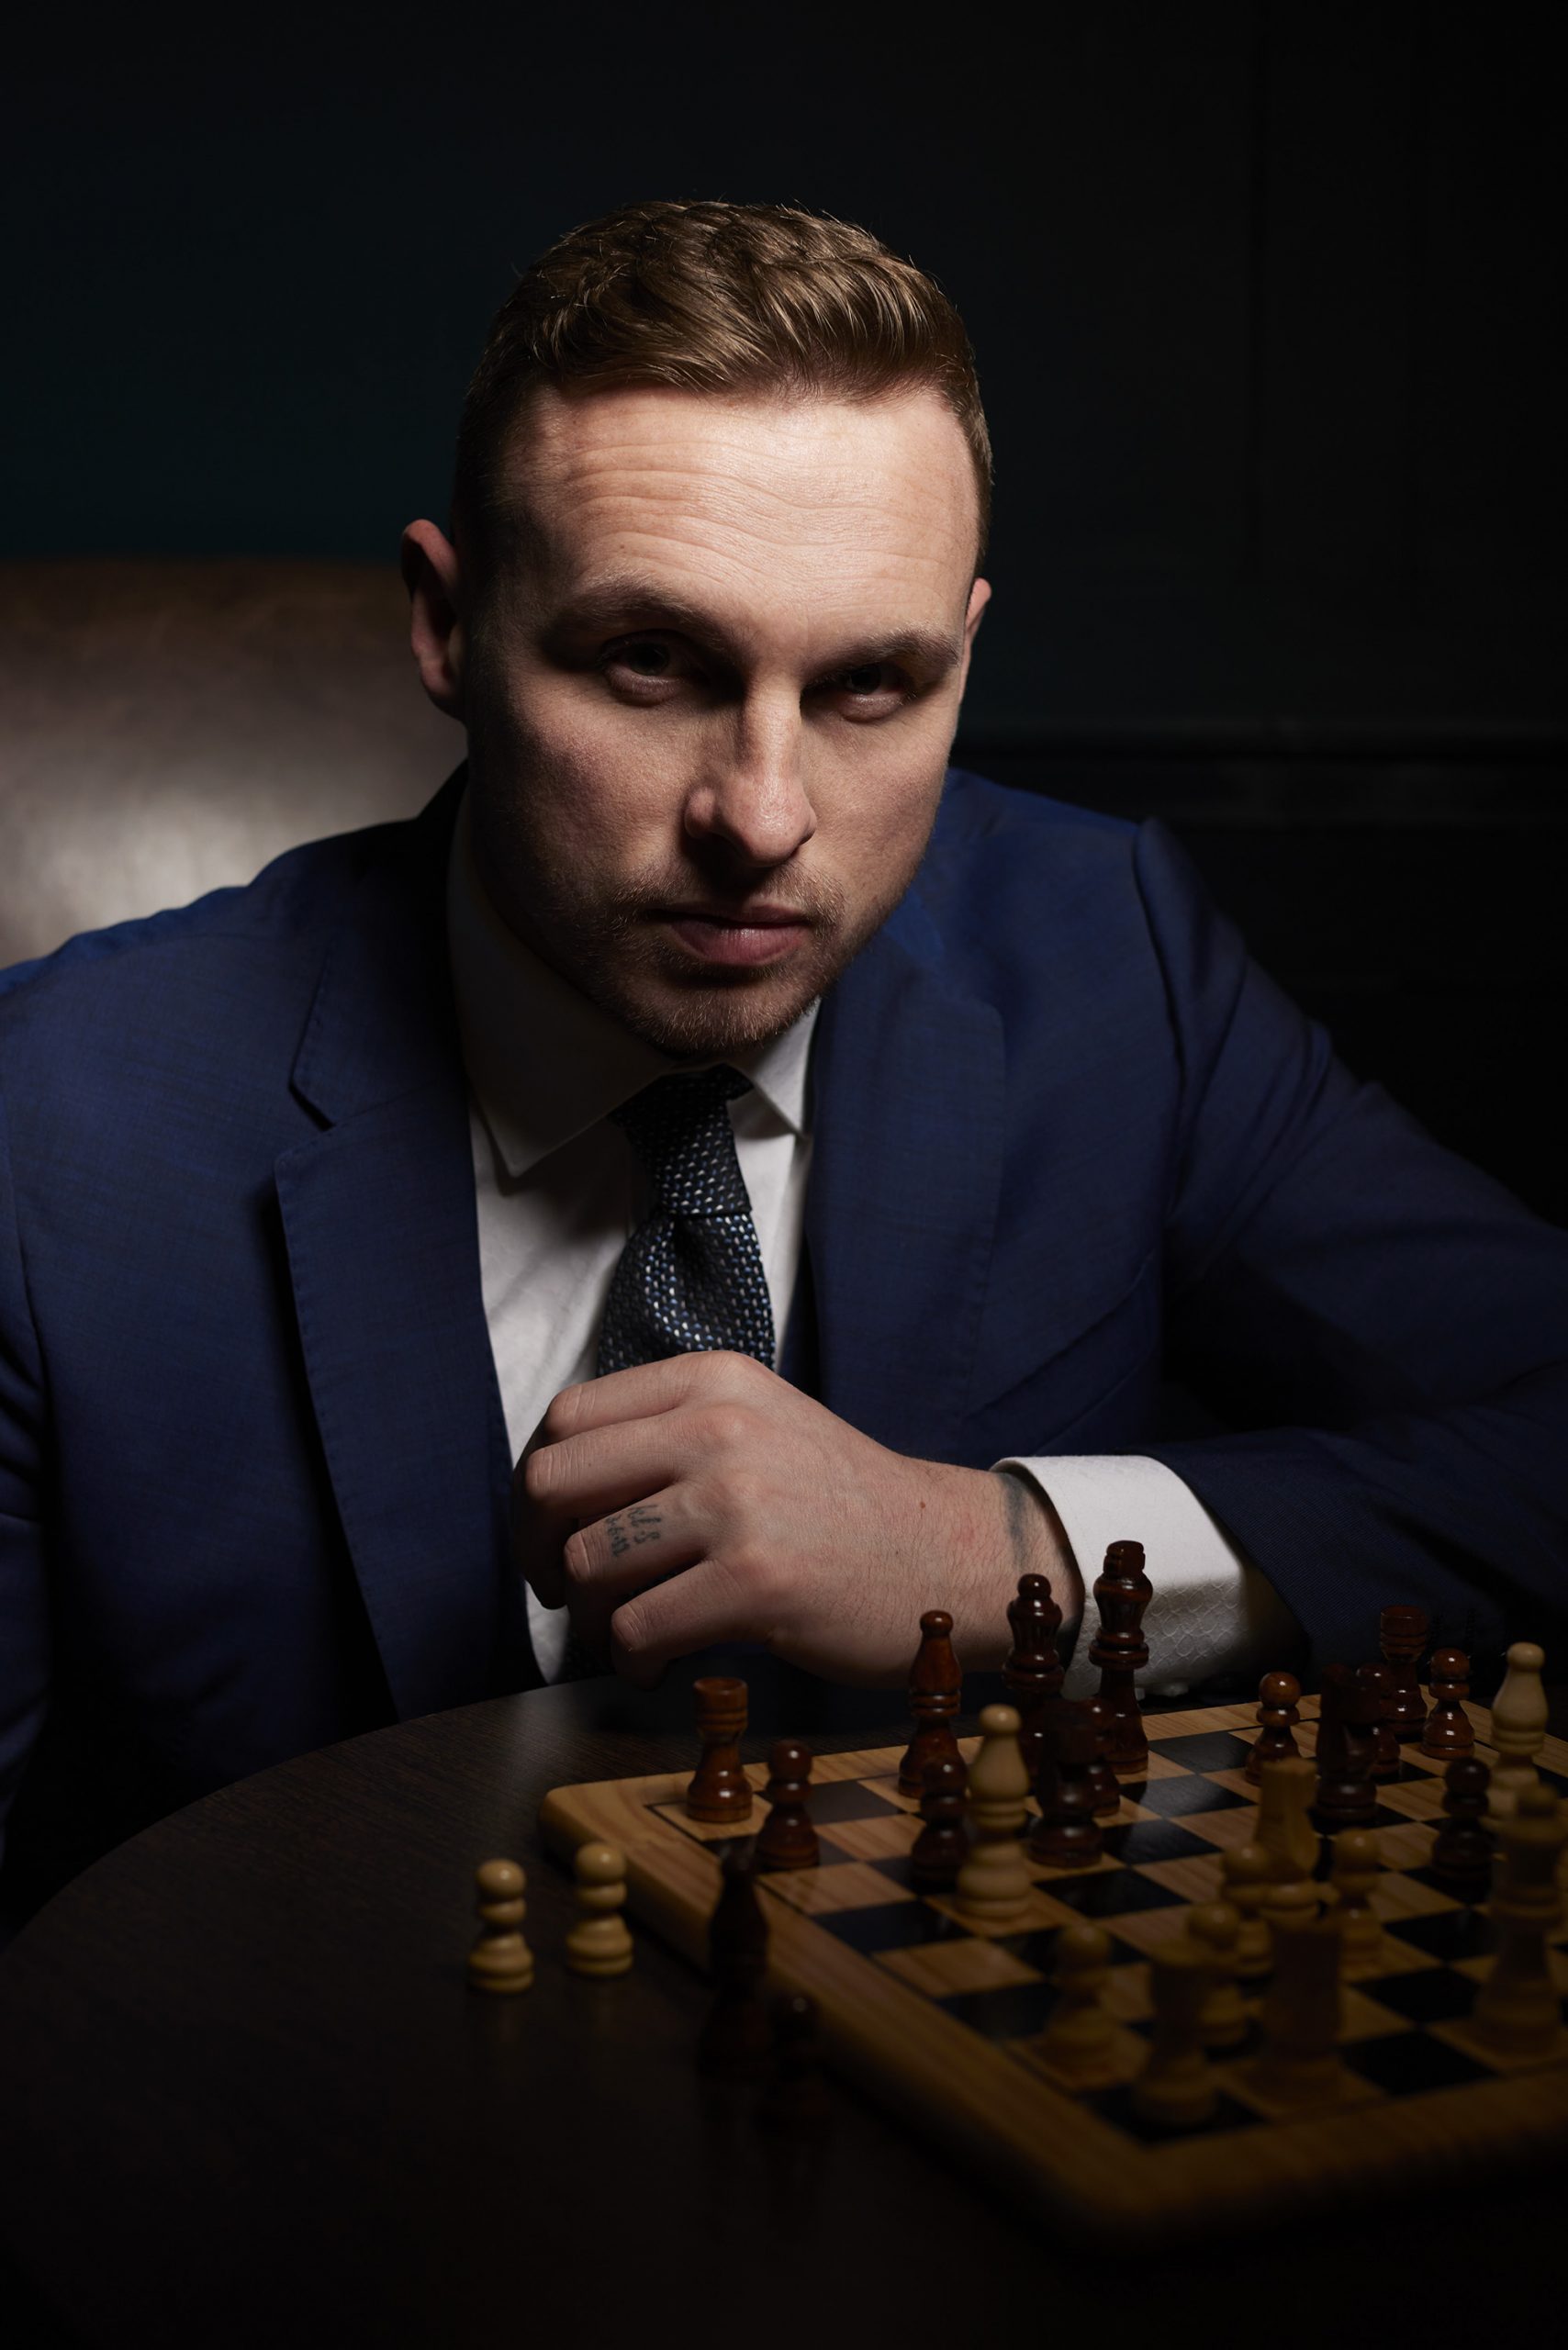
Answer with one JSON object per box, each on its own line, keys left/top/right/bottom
{"left": 661, "top": 907, "right": 811, "bottom": 968}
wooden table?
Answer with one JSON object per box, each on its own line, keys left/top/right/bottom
{"left": 1, "top": 1662, "right": 1564, "bottom": 2350}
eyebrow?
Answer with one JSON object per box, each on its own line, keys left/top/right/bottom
{"left": 544, "top": 571, "right": 963, "bottom": 677}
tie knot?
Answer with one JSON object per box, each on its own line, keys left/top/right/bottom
{"left": 610, "top": 1066, "right": 755, "bottom": 1214}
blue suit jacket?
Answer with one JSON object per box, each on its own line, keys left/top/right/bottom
{"left": 3, "top": 767, "right": 1566, "bottom": 1916}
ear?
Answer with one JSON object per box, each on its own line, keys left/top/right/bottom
{"left": 955, "top": 575, "right": 991, "bottom": 694}
{"left": 400, "top": 519, "right": 466, "bottom": 720}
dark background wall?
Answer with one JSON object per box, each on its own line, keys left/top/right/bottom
{"left": 5, "top": 0, "right": 1565, "bottom": 1211}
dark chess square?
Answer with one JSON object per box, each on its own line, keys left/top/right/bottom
{"left": 1149, "top": 1730, "right": 1256, "bottom": 1773}
{"left": 1048, "top": 1869, "right": 1187, "bottom": 1919}
{"left": 1341, "top": 2031, "right": 1492, "bottom": 2097}
{"left": 1100, "top": 1818, "right": 1217, "bottom": 1864}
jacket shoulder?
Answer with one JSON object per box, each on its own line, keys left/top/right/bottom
{"left": 0, "top": 813, "right": 400, "bottom": 1020}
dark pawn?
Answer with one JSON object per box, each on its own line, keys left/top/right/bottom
{"left": 756, "top": 1740, "right": 819, "bottom": 1872}
{"left": 1085, "top": 1697, "right": 1122, "bottom": 1817}
{"left": 1311, "top": 1663, "right": 1379, "bottom": 1838}
{"left": 1421, "top": 1650, "right": 1475, "bottom": 1760}
{"left": 1378, "top": 1605, "right": 1430, "bottom": 1740}
{"left": 897, "top": 1610, "right": 963, "bottom": 1796}
{"left": 1030, "top": 1700, "right": 1104, "bottom": 1870}
{"left": 699, "top": 1841, "right": 772, "bottom": 2079}
{"left": 1002, "top": 1572, "right": 1064, "bottom": 1785}
{"left": 1245, "top": 1670, "right": 1302, "bottom": 1784}
{"left": 910, "top": 1754, "right": 969, "bottom": 1893}
{"left": 1362, "top": 1661, "right": 1401, "bottom": 1781}
{"left": 1089, "top": 1539, "right": 1152, "bottom": 1776}
{"left": 757, "top": 1992, "right": 832, "bottom": 2132}
{"left": 687, "top": 1676, "right": 753, "bottom": 1825}
{"left": 1429, "top": 1755, "right": 1495, "bottom": 1907}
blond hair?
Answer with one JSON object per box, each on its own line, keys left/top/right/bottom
{"left": 452, "top": 198, "right": 991, "bottom": 565}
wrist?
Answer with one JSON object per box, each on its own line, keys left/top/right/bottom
{"left": 989, "top": 1466, "right": 1084, "bottom": 1651}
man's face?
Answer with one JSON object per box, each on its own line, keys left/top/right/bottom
{"left": 407, "top": 382, "right": 989, "bottom": 1058}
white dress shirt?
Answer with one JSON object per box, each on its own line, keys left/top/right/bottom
{"left": 446, "top": 796, "right": 1298, "bottom": 1691}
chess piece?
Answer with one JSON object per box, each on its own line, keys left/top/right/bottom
{"left": 687, "top": 1677, "right": 753, "bottom": 1825}
{"left": 1471, "top": 1782, "right": 1567, "bottom": 2061}
{"left": 1221, "top": 1842, "right": 1275, "bottom": 1978}
{"left": 1487, "top": 1641, "right": 1549, "bottom": 1818}
{"left": 1421, "top": 1649, "right": 1475, "bottom": 1760}
{"left": 756, "top": 1740, "right": 819, "bottom": 1871}
{"left": 1253, "top": 1912, "right": 1347, "bottom": 2107}
{"left": 1002, "top": 1571, "right": 1064, "bottom": 1785}
{"left": 1034, "top": 1922, "right": 1120, "bottom": 2088}
{"left": 698, "top": 1841, "right": 772, "bottom": 2078}
{"left": 1311, "top": 1663, "right": 1379, "bottom": 1838}
{"left": 1378, "top": 1605, "right": 1430, "bottom": 1740}
{"left": 1189, "top": 1900, "right": 1249, "bottom": 2048}
{"left": 565, "top": 1841, "right": 635, "bottom": 1977}
{"left": 467, "top": 1858, "right": 534, "bottom": 1994}
{"left": 953, "top": 1704, "right": 1033, "bottom": 1923}
{"left": 1088, "top": 1540, "right": 1152, "bottom": 1775}
{"left": 1329, "top": 1829, "right": 1383, "bottom": 1975}
{"left": 1132, "top": 1937, "right": 1217, "bottom": 2129}
{"left": 1254, "top": 1753, "right": 1320, "bottom": 1912}
{"left": 1361, "top": 1662, "right": 1401, "bottom": 1781}
{"left": 1429, "top": 1754, "right": 1495, "bottom": 1906}
{"left": 1245, "top": 1670, "right": 1302, "bottom": 1783}
{"left": 910, "top": 1755, "right": 969, "bottom": 1893}
{"left": 757, "top": 1993, "right": 832, "bottom": 2132}
{"left": 1255, "top": 1754, "right": 1318, "bottom": 1873}
{"left": 1029, "top": 1700, "right": 1104, "bottom": 1870}
{"left": 897, "top": 1610, "right": 964, "bottom": 1797}
{"left": 1085, "top": 1697, "right": 1122, "bottom": 1818}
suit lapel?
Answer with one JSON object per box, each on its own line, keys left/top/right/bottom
{"left": 804, "top": 893, "right": 1005, "bottom": 1465}
{"left": 277, "top": 776, "right": 530, "bottom": 1721}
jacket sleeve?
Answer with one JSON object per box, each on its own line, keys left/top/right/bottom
{"left": 1135, "top": 818, "right": 1568, "bottom": 1671}
{"left": 0, "top": 1085, "right": 50, "bottom": 1866}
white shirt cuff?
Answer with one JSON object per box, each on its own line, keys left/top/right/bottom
{"left": 993, "top": 1453, "right": 1300, "bottom": 1697}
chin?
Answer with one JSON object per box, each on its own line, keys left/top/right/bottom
{"left": 586, "top": 957, "right": 827, "bottom": 1060}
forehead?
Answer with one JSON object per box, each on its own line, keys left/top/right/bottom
{"left": 492, "top": 382, "right": 980, "bottom": 624}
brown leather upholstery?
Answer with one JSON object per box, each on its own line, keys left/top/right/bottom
{"left": 0, "top": 559, "right": 459, "bottom": 968}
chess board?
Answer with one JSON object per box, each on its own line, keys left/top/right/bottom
{"left": 539, "top": 1696, "right": 1568, "bottom": 2239}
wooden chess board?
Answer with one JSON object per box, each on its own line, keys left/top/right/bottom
{"left": 539, "top": 1696, "right": 1568, "bottom": 2240}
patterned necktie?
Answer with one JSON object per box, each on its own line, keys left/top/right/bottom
{"left": 597, "top": 1066, "right": 776, "bottom": 1375}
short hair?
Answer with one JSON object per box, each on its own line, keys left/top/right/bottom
{"left": 451, "top": 198, "right": 991, "bottom": 572}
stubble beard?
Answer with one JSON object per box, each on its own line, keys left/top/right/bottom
{"left": 544, "top": 872, "right": 879, "bottom": 1060}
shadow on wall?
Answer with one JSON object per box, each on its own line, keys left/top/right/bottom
{"left": 0, "top": 560, "right": 456, "bottom": 967}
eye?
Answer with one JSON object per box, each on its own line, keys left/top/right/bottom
{"left": 619, "top": 641, "right": 672, "bottom": 677}
{"left": 596, "top": 635, "right": 697, "bottom": 698}
{"left": 820, "top": 660, "right": 914, "bottom": 718}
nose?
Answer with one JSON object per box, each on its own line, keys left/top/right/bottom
{"left": 683, "top": 691, "right": 817, "bottom": 867}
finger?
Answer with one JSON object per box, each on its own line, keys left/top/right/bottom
{"left": 560, "top": 1490, "right": 704, "bottom": 1650}
{"left": 521, "top": 1393, "right": 763, "bottom": 1577}
{"left": 543, "top": 1348, "right": 776, "bottom": 1441}
{"left": 609, "top": 1551, "right": 771, "bottom": 1691}
{"left": 515, "top": 1422, "right": 682, "bottom": 1606}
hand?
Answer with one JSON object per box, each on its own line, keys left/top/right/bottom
{"left": 511, "top": 1350, "right": 1082, "bottom": 1689}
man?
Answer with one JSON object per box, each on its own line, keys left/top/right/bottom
{"left": 2, "top": 201, "right": 1565, "bottom": 1929}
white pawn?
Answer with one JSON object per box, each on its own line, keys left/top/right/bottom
{"left": 1330, "top": 1829, "right": 1383, "bottom": 1975}
{"left": 1189, "top": 1900, "right": 1249, "bottom": 2048}
{"left": 954, "top": 1704, "right": 1033, "bottom": 1924}
{"left": 566, "top": 1841, "right": 635, "bottom": 1977}
{"left": 1132, "top": 1938, "right": 1217, "bottom": 2129}
{"left": 467, "top": 1858, "right": 535, "bottom": 1994}
{"left": 1487, "top": 1641, "right": 1548, "bottom": 1818}
{"left": 1472, "top": 1782, "right": 1566, "bottom": 2059}
{"left": 1036, "top": 1922, "right": 1120, "bottom": 2088}
{"left": 1221, "top": 1843, "right": 1275, "bottom": 1980}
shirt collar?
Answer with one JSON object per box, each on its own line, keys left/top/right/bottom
{"left": 446, "top": 789, "right": 817, "bottom": 1181}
